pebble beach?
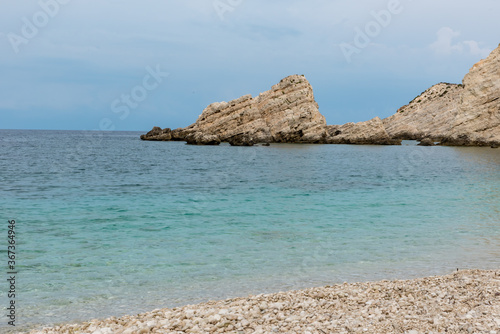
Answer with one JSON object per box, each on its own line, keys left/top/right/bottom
{"left": 26, "top": 269, "right": 500, "bottom": 334}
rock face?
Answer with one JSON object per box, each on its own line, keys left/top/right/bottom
{"left": 140, "top": 127, "right": 172, "bottom": 141}
{"left": 186, "top": 75, "right": 327, "bottom": 143}
{"left": 227, "top": 134, "right": 255, "bottom": 146}
{"left": 142, "top": 75, "right": 328, "bottom": 144}
{"left": 383, "top": 83, "right": 464, "bottom": 140}
{"left": 142, "top": 45, "right": 499, "bottom": 146}
{"left": 441, "top": 44, "right": 500, "bottom": 146}
{"left": 141, "top": 75, "right": 401, "bottom": 145}
{"left": 384, "top": 43, "right": 500, "bottom": 146}
{"left": 140, "top": 127, "right": 188, "bottom": 141}
{"left": 185, "top": 132, "right": 221, "bottom": 146}
{"left": 418, "top": 138, "right": 435, "bottom": 146}
{"left": 327, "top": 117, "right": 401, "bottom": 145}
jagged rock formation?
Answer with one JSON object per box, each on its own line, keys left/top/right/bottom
{"left": 384, "top": 44, "right": 500, "bottom": 146}
{"left": 441, "top": 44, "right": 500, "bottom": 146}
{"left": 185, "top": 132, "right": 221, "bottom": 146}
{"left": 383, "top": 83, "right": 464, "bottom": 140}
{"left": 140, "top": 126, "right": 172, "bottom": 141}
{"left": 141, "top": 75, "right": 401, "bottom": 145}
{"left": 326, "top": 117, "right": 401, "bottom": 145}
{"left": 418, "top": 138, "right": 436, "bottom": 146}
{"left": 189, "top": 75, "right": 327, "bottom": 143}
{"left": 227, "top": 134, "right": 255, "bottom": 146}
{"left": 140, "top": 127, "right": 187, "bottom": 141}
{"left": 141, "top": 75, "right": 328, "bottom": 144}
{"left": 142, "top": 44, "right": 499, "bottom": 146}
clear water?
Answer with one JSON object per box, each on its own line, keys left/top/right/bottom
{"left": 0, "top": 130, "right": 499, "bottom": 331}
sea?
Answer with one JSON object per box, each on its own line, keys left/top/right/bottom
{"left": 1, "top": 129, "right": 499, "bottom": 332}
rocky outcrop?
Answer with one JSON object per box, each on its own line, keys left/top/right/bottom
{"left": 141, "top": 75, "right": 399, "bottom": 145}
{"left": 140, "top": 127, "right": 188, "bottom": 141}
{"left": 185, "top": 132, "right": 221, "bottom": 146}
{"left": 227, "top": 134, "right": 255, "bottom": 146}
{"left": 440, "top": 44, "right": 500, "bottom": 146}
{"left": 140, "top": 127, "right": 172, "bottom": 141}
{"left": 383, "top": 83, "right": 464, "bottom": 140}
{"left": 142, "top": 75, "right": 328, "bottom": 144}
{"left": 326, "top": 117, "right": 401, "bottom": 145}
{"left": 383, "top": 43, "right": 500, "bottom": 146}
{"left": 142, "top": 45, "right": 499, "bottom": 147}
{"left": 186, "top": 75, "right": 327, "bottom": 143}
{"left": 418, "top": 138, "right": 435, "bottom": 146}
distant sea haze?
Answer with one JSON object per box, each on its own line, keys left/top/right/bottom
{"left": 1, "top": 129, "right": 499, "bottom": 331}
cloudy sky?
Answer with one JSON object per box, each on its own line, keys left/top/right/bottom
{"left": 0, "top": 0, "right": 498, "bottom": 131}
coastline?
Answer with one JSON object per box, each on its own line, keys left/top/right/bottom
{"left": 25, "top": 269, "right": 500, "bottom": 334}
{"left": 141, "top": 44, "right": 500, "bottom": 148}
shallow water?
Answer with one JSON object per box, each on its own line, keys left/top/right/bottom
{"left": 0, "top": 130, "right": 499, "bottom": 330}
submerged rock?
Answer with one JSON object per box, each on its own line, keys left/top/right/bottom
{"left": 418, "top": 138, "right": 435, "bottom": 146}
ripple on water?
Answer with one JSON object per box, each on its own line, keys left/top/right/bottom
{"left": 0, "top": 130, "right": 499, "bottom": 330}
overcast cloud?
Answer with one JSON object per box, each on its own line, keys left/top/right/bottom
{"left": 0, "top": 0, "right": 498, "bottom": 130}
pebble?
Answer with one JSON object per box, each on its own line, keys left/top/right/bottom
{"left": 25, "top": 269, "right": 500, "bottom": 334}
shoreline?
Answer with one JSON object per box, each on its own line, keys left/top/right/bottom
{"left": 24, "top": 269, "right": 500, "bottom": 334}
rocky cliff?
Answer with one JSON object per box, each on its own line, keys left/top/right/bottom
{"left": 142, "top": 44, "right": 499, "bottom": 146}
{"left": 383, "top": 44, "right": 500, "bottom": 146}
{"left": 327, "top": 117, "right": 400, "bottom": 145}
{"left": 192, "top": 75, "right": 328, "bottom": 143}
{"left": 141, "top": 75, "right": 401, "bottom": 145}
{"left": 383, "top": 83, "right": 464, "bottom": 140}
{"left": 141, "top": 75, "right": 328, "bottom": 144}
{"left": 441, "top": 44, "right": 500, "bottom": 146}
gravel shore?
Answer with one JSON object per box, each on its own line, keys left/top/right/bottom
{"left": 27, "top": 269, "right": 500, "bottom": 334}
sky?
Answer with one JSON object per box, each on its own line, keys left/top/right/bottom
{"left": 0, "top": 0, "right": 499, "bottom": 131}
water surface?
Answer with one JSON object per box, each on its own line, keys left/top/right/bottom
{"left": 0, "top": 130, "right": 499, "bottom": 331}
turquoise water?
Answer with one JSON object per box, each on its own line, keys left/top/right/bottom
{"left": 0, "top": 130, "right": 499, "bottom": 331}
